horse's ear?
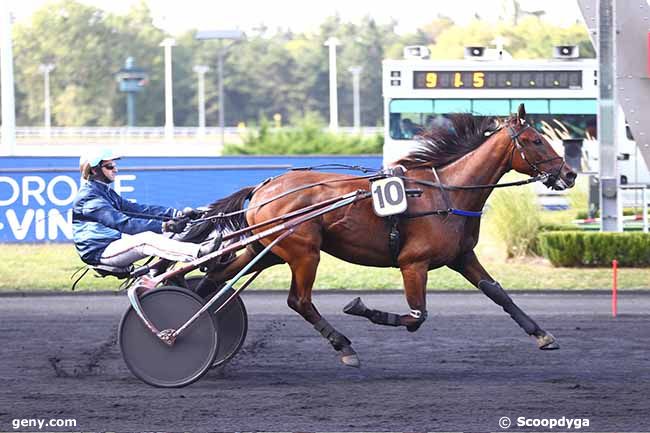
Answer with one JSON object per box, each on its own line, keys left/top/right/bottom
{"left": 484, "top": 118, "right": 501, "bottom": 136}
{"left": 517, "top": 103, "right": 526, "bottom": 122}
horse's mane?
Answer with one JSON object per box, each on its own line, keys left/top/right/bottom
{"left": 398, "top": 113, "right": 502, "bottom": 168}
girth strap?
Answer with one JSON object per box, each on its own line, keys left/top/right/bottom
{"left": 387, "top": 216, "right": 401, "bottom": 267}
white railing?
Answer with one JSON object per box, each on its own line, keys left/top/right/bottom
{"left": 9, "top": 126, "right": 383, "bottom": 144}
{"left": 1, "top": 126, "right": 383, "bottom": 157}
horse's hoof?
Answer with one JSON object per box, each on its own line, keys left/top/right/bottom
{"left": 536, "top": 332, "right": 560, "bottom": 350}
{"left": 340, "top": 346, "right": 361, "bottom": 367}
{"left": 340, "top": 353, "right": 361, "bottom": 368}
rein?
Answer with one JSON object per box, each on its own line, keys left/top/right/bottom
{"left": 290, "top": 163, "right": 380, "bottom": 173}
{"left": 191, "top": 172, "right": 379, "bottom": 224}
{"left": 398, "top": 169, "right": 549, "bottom": 191}
{"left": 394, "top": 171, "right": 548, "bottom": 219}
{"left": 192, "top": 156, "right": 551, "bottom": 224}
{"left": 191, "top": 120, "right": 564, "bottom": 226}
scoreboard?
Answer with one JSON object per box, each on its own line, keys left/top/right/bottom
{"left": 412, "top": 70, "right": 583, "bottom": 89}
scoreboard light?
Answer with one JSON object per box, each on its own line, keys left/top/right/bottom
{"left": 403, "top": 45, "right": 430, "bottom": 59}
{"left": 464, "top": 46, "right": 486, "bottom": 59}
{"left": 413, "top": 70, "right": 583, "bottom": 89}
{"left": 553, "top": 45, "right": 580, "bottom": 59}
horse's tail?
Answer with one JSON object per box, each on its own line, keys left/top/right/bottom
{"left": 207, "top": 186, "right": 255, "bottom": 233}
{"left": 179, "top": 186, "right": 254, "bottom": 243}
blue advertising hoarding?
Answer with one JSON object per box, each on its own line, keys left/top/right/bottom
{"left": 0, "top": 155, "right": 382, "bottom": 243}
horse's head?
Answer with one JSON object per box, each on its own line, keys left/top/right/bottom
{"left": 505, "top": 104, "right": 577, "bottom": 190}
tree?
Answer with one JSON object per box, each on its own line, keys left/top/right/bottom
{"left": 426, "top": 17, "right": 594, "bottom": 60}
{"left": 12, "top": 0, "right": 167, "bottom": 126}
{"left": 9, "top": 2, "right": 595, "bottom": 129}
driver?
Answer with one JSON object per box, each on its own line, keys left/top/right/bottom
{"left": 72, "top": 149, "right": 221, "bottom": 268}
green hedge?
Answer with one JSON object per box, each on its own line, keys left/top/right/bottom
{"left": 539, "top": 223, "right": 581, "bottom": 232}
{"left": 538, "top": 231, "right": 650, "bottom": 267}
{"left": 529, "top": 223, "right": 580, "bottom": 255}
{"left": 575, "top": 209, "right": 648, "bottom": 220}
{"left": 223, "top": 115, "right": 383, "bottom": 155}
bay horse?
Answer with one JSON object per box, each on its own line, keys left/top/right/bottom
{"left": 203, "top": 104, "right": 577, "bottom": 367}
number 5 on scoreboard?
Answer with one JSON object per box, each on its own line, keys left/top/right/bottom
{"left": 371, "top": 177, "right": 408, "bottom": 217}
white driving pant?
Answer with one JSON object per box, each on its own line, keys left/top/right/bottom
{"left": 99, "top": 231, "right": 201, "bottom": 267}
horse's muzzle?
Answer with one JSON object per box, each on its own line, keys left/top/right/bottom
{"left": 545, "top": 169, "right": 577, "bottom": 190}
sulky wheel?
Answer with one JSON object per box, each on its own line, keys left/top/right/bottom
{"left": 185, "top": 276, "right": 248, "bottom": 368}
{"left": 118, "top": 286, "right": 219, "bottom": 388}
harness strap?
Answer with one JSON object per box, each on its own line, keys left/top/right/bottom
{"left": 404, "top": 209, "right": 451, "bottom": 218}
{"left": 388, "top": 165, "right": 407, "bottom": 177}
{"left": 250, "top": 176, "right": 274, "bottom": 195}
{"left": 193, "top": 173, "right": 378, "bottom": 224}
{"left": 450, "top": 208, "right": 483, "bottom": 217}
{"left": 382, "top": 166, "right": 405, "bottom": 265}
{"left": 401, "top": 167, "right": 484, "bottom": 218}
{"left": 291, "top": 163, "right": 379, "bottom": 173}
{"left": 387, "top": 216, "right": 401, "bottom": 266}
{"left": 431, "top": 166, "right": 454, "bottom": 211}
{"left": 404, "top": 208, "right": 482, "bottom": 219}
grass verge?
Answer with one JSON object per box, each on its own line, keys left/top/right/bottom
{"left": 0, "top": 242, "right": 647, "bottom": 292}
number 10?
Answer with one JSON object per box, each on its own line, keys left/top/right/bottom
{"left": 373, "top": 180, "right": 405, "bottom": 208}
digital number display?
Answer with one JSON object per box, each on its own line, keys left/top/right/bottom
{"left": 413, "top": 71, "right": 582, "bottom": 89}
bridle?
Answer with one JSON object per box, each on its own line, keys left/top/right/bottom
{"left": 507, "top": 122, "right": 565, "bottom": 186}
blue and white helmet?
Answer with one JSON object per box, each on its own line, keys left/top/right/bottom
{"left": 79, "top": 148, "right": 121, "bottom": 168}
{"left": 79, "top": 148, "right": 121, "bottom": 180}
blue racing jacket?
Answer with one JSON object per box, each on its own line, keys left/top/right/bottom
{"left": 72, "top": 180, "right": 181, "bottom": 265}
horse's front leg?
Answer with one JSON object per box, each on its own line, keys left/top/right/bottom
{"left": 344, "top": 260, "right": 429, "bottom": 332}
{"left": 449, "top": 250, "right": 559, "bottom": 350}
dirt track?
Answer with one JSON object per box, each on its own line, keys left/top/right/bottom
{"left": 1, "top": 291, "right": 649, "bottom": 432}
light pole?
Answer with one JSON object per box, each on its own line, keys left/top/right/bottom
{"left": 38, "top": 63, "right": 55, "bottom": 138}
{"left": 597, "top": 0, "right": 620, "bottom": 231}
{"left": 348, "top": 66, "right": 362, "bottom": 132}
{"left": 116, "top": 57, "right": 148, "bottom": 127}
{"left": 1, "top": 4, "right": 16, "bottom": 155}
{"left": 324, "top": 36, "right": 340, "bottom": 132}
{"left": 160, "top": 37, "right": 176, "bottom": 143}
{"left": 195, "top": 29, "right": 245, "bottom": 149}
{"left": 193, "top": 65, "right": 209, "bottom": 137}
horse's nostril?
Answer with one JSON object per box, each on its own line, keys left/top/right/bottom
{"left": 566, "top": 171, "right": 577, "bottom": 181}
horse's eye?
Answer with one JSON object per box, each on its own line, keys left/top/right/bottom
{"left": 533, "top": 138, "right": 543, "bottom": 145}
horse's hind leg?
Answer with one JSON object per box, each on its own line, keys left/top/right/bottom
{"left": 450, "top": 250, "right": 559, "bottom": 350}
{"left": 286, "top": 254, "right": 360, "bottom": 367}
